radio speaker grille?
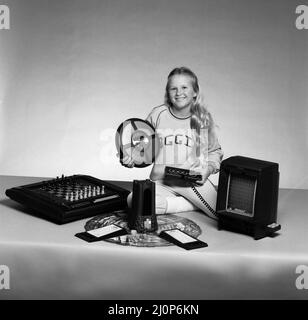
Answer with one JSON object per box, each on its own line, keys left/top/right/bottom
{"left": 227, "top": 174, "right": 256, "bottom": 216}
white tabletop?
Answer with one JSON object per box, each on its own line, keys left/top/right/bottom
{"left": 0, "top": 175, "right": 307, "bottom": 299}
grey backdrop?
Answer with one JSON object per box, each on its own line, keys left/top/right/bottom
{"left": 0, "top": 0, "right": 307, "bottom": 188}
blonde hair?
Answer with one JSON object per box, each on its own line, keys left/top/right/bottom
{"left": 164, "top": 67, "right": 214, "bottom": 156}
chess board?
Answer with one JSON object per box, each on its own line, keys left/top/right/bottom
{"left": 34, "top": 175, "right": 115, "bottom": 202}
{"left": 5, "top": 175, "right": 130, "bottom": 224}
{"left": 84, "top": 211, "right": 202, "bottom": 247}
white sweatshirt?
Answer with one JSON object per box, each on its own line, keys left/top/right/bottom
{"left": 146, "top": 104, "right": 223, "bottom": 181}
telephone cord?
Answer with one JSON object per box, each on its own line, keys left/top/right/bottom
{"left": 191, "top": 184, "right": 219, "bottom": 219}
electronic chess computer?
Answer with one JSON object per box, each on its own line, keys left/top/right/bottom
{"left": 5, "top": 174, "right": 130, "bottom": 224}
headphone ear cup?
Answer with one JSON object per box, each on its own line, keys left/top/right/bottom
{"left": 115, "top": 118, "right": 159, "bottom": 168}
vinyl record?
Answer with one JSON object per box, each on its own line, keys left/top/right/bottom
{"left": 115, "top": 118, "right": 160, "bottom": 168}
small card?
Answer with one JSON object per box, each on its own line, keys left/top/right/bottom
{"left": 164, "top": 229, "right": 198, "bottom": 243}
{"left": 75, "top": 224, "right": 127, "bottom": 242}
{"left": 87, "top": 224, "right": 123, "bottom": 237}
{"left": 159, "top": 229, "right": 208, "bottom": 250}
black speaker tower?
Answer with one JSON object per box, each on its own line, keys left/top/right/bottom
{"left": 216, "top": 156, "right": 281, "bottom": 240}
{"left": 128, "top": 179, "right": 158, "bottom": 233}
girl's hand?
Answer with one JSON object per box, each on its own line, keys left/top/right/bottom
{"left": 116, "top": 153, "right": 135, "bottom": 168}
{"left": 189, "top": 168, "right": 211, "bottom": 186}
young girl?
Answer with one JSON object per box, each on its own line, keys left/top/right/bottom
{"left": 122, "top": 67, "right": 223, "bottom": 219}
